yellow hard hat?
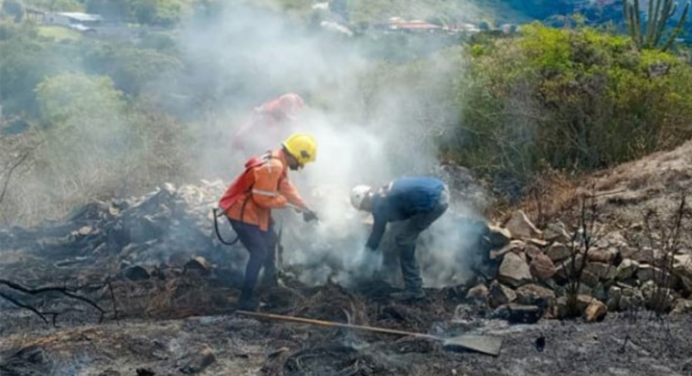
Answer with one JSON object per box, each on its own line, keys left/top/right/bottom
{"left": 282, "top": 133, "right": 317, "bottom": 166}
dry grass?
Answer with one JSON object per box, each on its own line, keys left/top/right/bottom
{"left": 492, "top": 168, "right": 581, "bottom": 226}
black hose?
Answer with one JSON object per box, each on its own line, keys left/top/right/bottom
{"left": 213, "top": 208, "right": 240, "bottom": 246}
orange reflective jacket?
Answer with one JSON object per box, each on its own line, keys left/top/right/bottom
{"left": 220, "top": 149, "right": 308, "bottom": 231}
{"left": 231, "top": 93, "right": 304, "bottom": 152}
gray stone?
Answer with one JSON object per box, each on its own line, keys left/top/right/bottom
{"left": 672, "top": 299, "right": 692, "bottom": 314}
{"left": 547, "top": 242, "right": 572, "bottom": 262}
{"left": 530, "top": 253, "right": 557, "bottom": 280}
{"left": 516, "top": 284, "right": 556, "bottom": 307}
{"left": 595, "top": 231, "right": 629, "bottom": 249}
{"left": 184, "top": 256, "right": 212, "bottom": 276}
{"left": 489, "top": 240, "right": 525, "bottom": 260}
{"left": 620, "top": 288, "right": 645, "bottom": 310}
{"left": 616, "top": 259, "right": 639, "bottom": 281}
{"left": 544, "top": 221, "right": 571, "bottom": 243}
{"left": 504, "top": 210, "right": 542, "bottom": 239}
{"left": 591, "top": 283, "right": 608, "bottom": 302}
{"left": 498, "top": 252, "right": 533, "bottom": 288}
{"left": 587, "top": 247, "right": 619, "bottom": 263}
{"left": 607, "top": 286, "right": 622, "bottom": 311}
{"left": 584, "top": 299, "right": 607, "bottom": 323}
{"left": 556, "top": 294, "right": 594, "bottom": 318}
{"left": 581, "top": 270, "right": 600, "bottom": 288}
{"left": 626, "top": 247, "right": 662, "bottom": 264}
{"left": 585, "top": 262, "right": 617, "bottom": 281}
{"left": 641, "top": 281, "right": 676, "bottom": 311}
{"left": 637, "top": 265, "right": 679, "bottom": 288}
{"left": 486, "top": 225, "right": 512, "bottom": 248}
{"left": 673, "top": 254, "right": 692, "bottom": 279}
{"left": 524, "top": 244, "right": 543, "bottom": 260}
{"left": 466, "top": 283, "right": 489, "bottom": 302}
{"left": 555, "top": 254, "right": 585, "bottom": 280}
{"left": 494, "top": 304, "right": 544, "bottom": 324}
{"left": 681, "top": 275, "right": 692, "bottom": 292}
{"left": 637, "top": 264, "right": 656, "bottom": 283}
{"left": 528, "top": 238, "right": 549, "bottom": 248}
{"left": 488, "top": 281, "right": 517, "bottom": 308}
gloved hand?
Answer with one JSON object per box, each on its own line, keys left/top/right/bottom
{"left": 359, "top": 247, "right": 383, "bottom": 277}
{"left": 303, "top": 210, "right": 319, "bottom": 222}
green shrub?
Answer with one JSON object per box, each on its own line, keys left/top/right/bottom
{"left": 443, "top": 24, "right": 692, "bottom": 195}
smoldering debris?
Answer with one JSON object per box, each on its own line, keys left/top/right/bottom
{"left": 0, "top": 171, "right": 492, "bottom": 327}
{"left": 3, "top": 182, "right": 692, "bottom": 375}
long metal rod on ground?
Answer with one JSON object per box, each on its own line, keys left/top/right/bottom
{"left": 235, "top": 310, "right": 503, "bottom": 356}
{"left": 236, "top": 310, "right": 440, "bottom": 340}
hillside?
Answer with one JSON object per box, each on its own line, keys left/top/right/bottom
{"left": 2, "top": 134, "right": 692, "bottom": 375}
{"left": 3, "top": 2, "right": 692, "bottom": 375}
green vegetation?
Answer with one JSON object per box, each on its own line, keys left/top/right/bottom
{"left": 346, "top": 0, "right": 529, "bottom": 26}
{"left": 83, "top": 44, "right": 184, "bottom": 94}
{"left": 4, "top": 0, "right": 692, "bottom": 220}
{"left": 37, "top": 25, "right": 81, "bottom": 40}
{"left": 36, "top": 73, "right": 124, "bottom": 127}
{"left": 623, "top": 0, "right": 690, "bottom": 51}
{"left": 23, "top": 0, "right": 84, "bottom": 11}
{"left": 444, "top": 24, "right": 692, "bottom": 194}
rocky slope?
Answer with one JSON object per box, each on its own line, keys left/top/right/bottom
{"left": 2, "top": 141, "right": 692, "bottom": 375}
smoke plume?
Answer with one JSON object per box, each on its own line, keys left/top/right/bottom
{"left": 174, "top": 2, "right": 486, "bottom": 288}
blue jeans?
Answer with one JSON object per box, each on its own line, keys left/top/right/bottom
{"left": 230, "top": 220, "right": 277, "bottom": 300}
{"left": 395, "top": 187, "right": 449, "bottom": 292}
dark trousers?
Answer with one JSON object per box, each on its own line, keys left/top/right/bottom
{"left": 394, "top": 190, "right": 449, "bottom": 292}
{"left": 230, "top": 220, "right": 277, "bottom": 300}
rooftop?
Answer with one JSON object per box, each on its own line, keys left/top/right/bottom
{"left": 55, "top": 12, "right": 103, "bottom": 22}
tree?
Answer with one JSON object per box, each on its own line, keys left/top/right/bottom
{"left": 36, "top": 73, "right": 125, "bottom": 127}
{"left": 2, "top": 0, "right": 25, "bottom": 22}
{"left": 0, "top": 33, "right": 80, "bottom": 117}
{"left": 127, "top": 0, "right": 182, "bottom": 26}
{"left": 84, "top": 44, "right": 184, "bottom": 95}
{"left": 23, "top": 0, "right": 84, "bottom": 12}
{"left": 623, "top": 0, "right": 691, "bottom": 51}
{"left": 86, "top": 0, "right": 131, "bottom": 22}
{"left": 34, "top": 73, "right": 132, "bottom": 213}
{"left": 447, "top": 25, "right": 692, "bottom": 195}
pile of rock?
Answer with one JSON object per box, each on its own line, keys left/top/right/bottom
{"left": 469, "top": 210, "right": 692, "bottom": 322}
{"left": 0, "top": 180, "right": 235, "bottom": 284}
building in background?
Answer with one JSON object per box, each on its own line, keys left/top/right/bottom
{"left": 46, "top": 12, "right": 103, "bottom": 32}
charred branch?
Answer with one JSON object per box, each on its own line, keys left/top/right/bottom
{"left": 0, "top": 279, "right": 106, "bottom": 324}
{"left": 640, "top": 192, "right": 690, "bottom": 315}
{"left": 563, "top": 185, "right": 603, "bottom": 318}
{"left": 0, "top": 151, "right": 30, "bottom": 207}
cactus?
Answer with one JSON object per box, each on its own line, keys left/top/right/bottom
{"left": 623, "top": 0, "right": 690, "bottom": 51}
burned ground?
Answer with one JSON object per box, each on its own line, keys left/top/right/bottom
{"left": 2, "top": 280, "right": 692, "bottom": 376}
{"left": 3, "top": 144, "right": 692, "bottom": 375}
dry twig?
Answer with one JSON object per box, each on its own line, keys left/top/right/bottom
{"left": 0, "top": 279, "right": 105, "bottom": 325}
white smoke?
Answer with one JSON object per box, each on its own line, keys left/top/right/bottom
{"left": 176, "top": 2, "right": 485, "bottom": 288}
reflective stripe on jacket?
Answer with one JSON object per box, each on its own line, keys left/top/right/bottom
{"left": 220, "top": 149, "right": 308, "bottom": 231}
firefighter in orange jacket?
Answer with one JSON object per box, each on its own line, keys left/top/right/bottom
{"left": 232, "top": 93, "right": 305, "bottom": 156}
{"left": 218, "top": 133, "right": 318, "bottom": 311}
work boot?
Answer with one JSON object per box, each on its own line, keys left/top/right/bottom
{"left": 390, "top": 289, "right": 426, "bottom": 301}
{"left": 236, "top": 297, "right": 258, "bottom": 311}
{"left": 236, "top": 289, "right": 258, "bottom": 311}
{"left": 258, "top": 272, "right": 278, "bottom": 290}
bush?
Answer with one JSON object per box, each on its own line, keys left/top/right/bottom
{"left": 84, "top": 44, "right": 184, "bottom": 95}
{"left": 0, "top": 73, "right": 193, "bottom": 223}
{"left": 0, "top": 26, "right": 81, "bottom": 116}
{"left": 443, "top": 24, "right": 692, "bottom": 197}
